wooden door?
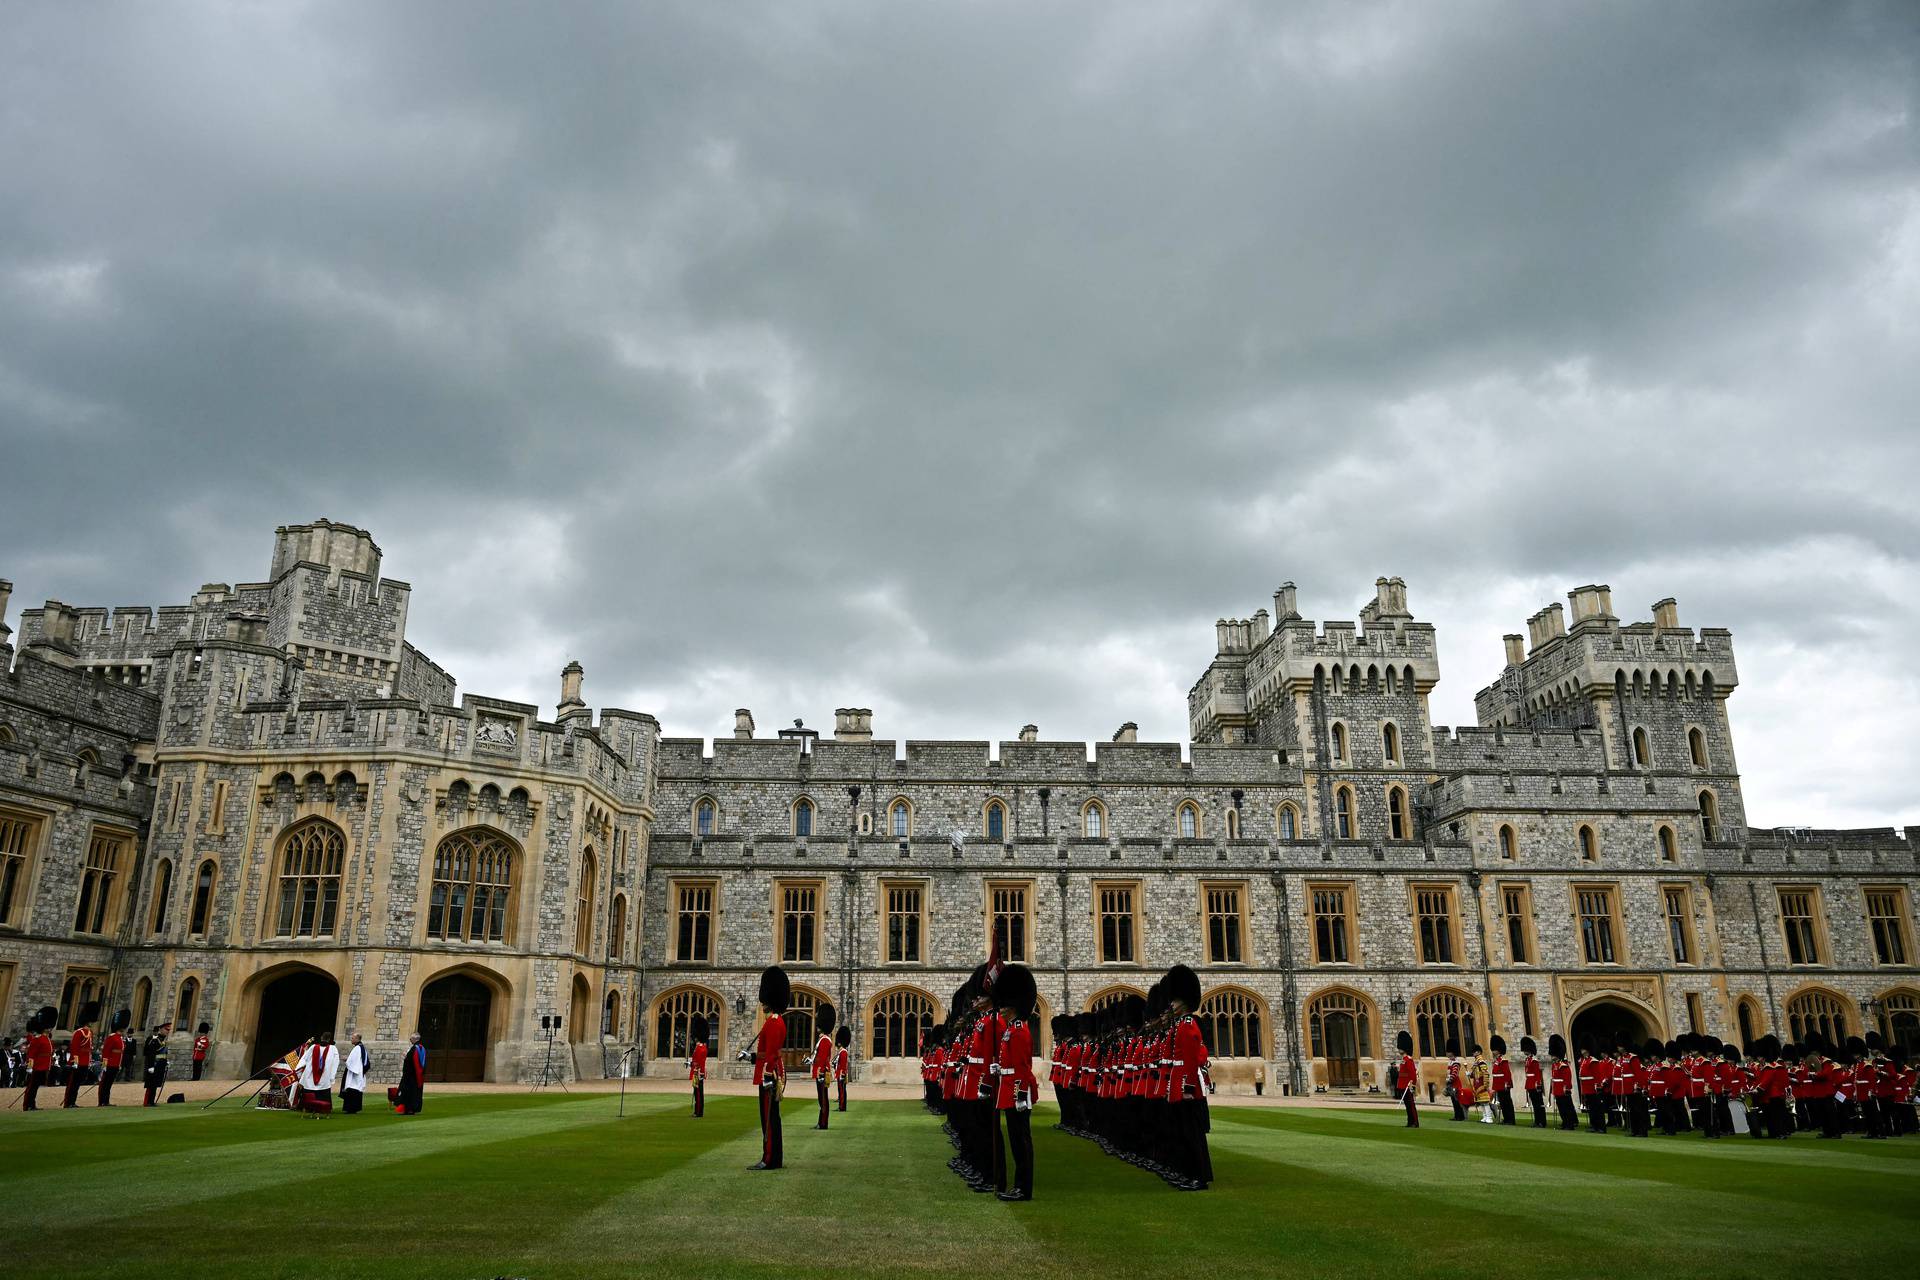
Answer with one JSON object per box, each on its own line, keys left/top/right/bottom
{"left": 1325, "top": 1012, "right": 1360, "bottom": 1088}
{"left": 419, "top": 975, "right": 490, "bottom": 1082}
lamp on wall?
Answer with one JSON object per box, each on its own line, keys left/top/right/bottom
{"left": 734, "top": 996, "right": 746, "bottom": 1017}
{"left": 1389, "top": 996, "right": 1406, "bottom": 1018}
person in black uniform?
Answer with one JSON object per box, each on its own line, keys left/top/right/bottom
{"left": 142, "top": 1022, "right": 171, "bottom": 1106}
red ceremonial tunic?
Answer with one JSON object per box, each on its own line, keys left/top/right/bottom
{"left": 1550, "top": 1060, "right": 1572, "bottom": 1097}
{"left": 689, "top": 1042, "right": 708, "bottom": 1082}
{"left": 752, "top": 1014, "right": 786, "bottom": 1087}
{"left": 26, "top": 1031, "right": 54, "bottom": 1072}
{"left": 102, "top": 1031, "right": 125, "bottom": 1069}
{"left": 1168, "top": 1016, "right": 1209, "bottom": 1101}
{"left": 995, "top": 1019, "right": 1035, "bottom": 1109}
{"left": 1395, "top": 1053, "right": 1419, "bottom": 1093}
{"left": 1492, "top": 1058, "right": 1513, "bottom": 1091}
{"left": 810, "top": 1033, "right": 833, "bottom": 1080}
{"left": 1523, "top": 1056, "right": 1542, "bottom": 1092}
{"left": 69, "top": 1026, "right": 94, "bottom": 1069}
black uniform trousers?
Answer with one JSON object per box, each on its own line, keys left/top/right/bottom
{"left": 23, "top": 1069, "right": 46, "bottom": 1109}
{"left": 191, "top": 1059, "right": 204, "bottom": 1081}
{"left": 1497, "top": 1089, "right": 1516, "bottom": 1125}
{"left": 758, "top": 1080, "right": 784, "bottom": 1167}
{"left": 1555, "top": 1093, "right": 1579, "bottom": 1130}
{"left": 816, "top": 1077, "right": 830, "bottom": 1129}
{"left": 692, "top": 1079, "right": 704, "bottom": 1117}
{"left": 1528, "top": 1087, "right": 1546, "bottom": 1127}
{"left": 1401, "top": 1086, "right": 1420, "bottom": 1128}
{"left": 837, "top": 1078, "right": 847, "bottom": 1112}
{"left": 1003, "top": 1107, "right": 1034, "bottom": 1197}
{"left": 1585, "top": 1092, "right": 1607, "bottom": 1132}
{"left": 97, "top": 1065, "right": 118, "bottom": 1105}
{"left": 1628, "top": 1093, "right": 1650, "bottom": 1137}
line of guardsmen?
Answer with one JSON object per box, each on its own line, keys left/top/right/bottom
{"left": 1390, "top": 1026, "right": 1916, "bottom": 1140}
{"left": 918, "top": 961, "right": 1216, "bottom": 1197}
{"left": 10, "top": 1002, "right": 176, "bottom": 1109}
{"left": 918, "top": 961, "right": 1042, "bottom": 1200}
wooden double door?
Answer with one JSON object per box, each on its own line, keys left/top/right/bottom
{"left": 419, "top": 974, "right": 491, "bottom": 1082}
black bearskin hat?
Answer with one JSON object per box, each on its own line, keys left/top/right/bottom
{"left": 1164, "top": 964, "right": 1202, "bottom": 1012}
{"left": 993, "top": 964, "right": 1038, "bottom": 1019}
{"left": 197, "top": 1021, "right": 211, "bottom": 1035}
{"left": 1446, "top": 1037, "right": 1461, "bottom": 1057}
{"left": 835, "top": 1024, "right": 852, "bottom": 1048}
{"left": 1548, "top": 1033, "right": 1567, "bottom": 1059}
{"left": 1846, "top": 1034, "right": 1868, "bottom": 1059}
{"left": 1722, "top": 1041, "right": 1741, "bottom": 1063}
{"left": 111, "top": 1008, "right": 131, "bottom": 1031}
{"left": 1397, "top": 1029, "right": 1414, "bottom": 1055}
{"left": 816, "top": 1002, "right": 837, "bottom": 1036}
{"left": 689, "top": 1013, "right": 709, "bottom": 1044}
{"left": 33, "top": 1005, "right": 58, "bottom": 1034}
{"left": 1121, "top": 993, "right": 1147, "bottom": 1030}
{"left": 1521, "top": 1036, "right": 1537, "bottom": 1056}
{"left": 970, "top": 963, "right": 992, "bottom": 998}
{"left": 1491, "top": 1034, "right": 1507, "bottom": 1055}
{"left": 1146, "top": 981, "right": 1168, "bottom": 1020}
{"left": 1642, "top": 1038, "right": 1663, "bottom": 1060}
{"left": 1866, "top": 1031, "right": 1885, "bottom": 1052}
{"left": 1051, "top": 1015, "right": 1069, "bottom": 1040}
{"left": 78, "top": 999, "right": 102, "bottom": 1026}
{"left": 758, "top": 965, "right": 791, "bottom": 1014}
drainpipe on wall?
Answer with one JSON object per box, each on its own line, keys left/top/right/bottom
{"left": 1749, "top": 879, "right": 1781, "bottom": 1031}
{"left": 1272, "top": 870, "right": 1302, "bottom": 1096}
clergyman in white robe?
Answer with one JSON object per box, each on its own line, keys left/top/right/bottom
{"left": 340, "top": 1035, "right": 370, "bottom": 1114}
{"left": 294, "top": 1036, "right": 340, "bottom": 1115}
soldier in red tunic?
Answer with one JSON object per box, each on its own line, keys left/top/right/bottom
{"left": 1395, "top": 1030, "right": 1420, "bottom": 1128}
{"left": 98, "top": 1008, "right": 129, "bottom": 1105}
{"left": 1521, "top": 1036, "right": 1545, "bottom": 1127}
{"left": 1490, "top": 1034, "right": 1516, "bottom": 1125}
{"left": 992, "top": 964, "right": 1039, "bottom": 1201}
{"left": 746, "top": 965, "right": 789, "bottom": 1170}
{"left": 62, "top": 1001, "right": 100, "bottom": 1108}
{"left": 834, "top": 1024, "right": 852, "bottom": 1112}
{"left": 192, "top": 1022, "right": 210, "bottom": 1080}
{"left": 810, "top": 1001, "right": 837, "bottom": 1130}
{"left": 1164, "top": 964, "right": 1212, "bottom": 1191}
{"left": 686, "top": 1013, "right": 709, "bottom": 1118}
{"left": 1549, "top": 1034, "right": 1578, "bottom": 1130}
{"left": 21, "top": 1005, "right": 56, "bottom": 1110}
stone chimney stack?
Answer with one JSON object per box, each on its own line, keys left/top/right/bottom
{"left": 733, "top": 708, "right": 756, "bottom": 740}
{"left": 558, "top": 661, "right": 587, "bottom": 719}
{"left": 1112, "top": 722, "right": 1139, "bottom": 744}
{"left": 1526, "top": 603, "right": 1567, "bottom": 651}
{"left": 1273, "top": 582, "right": 1298, "bottom": 620}
{"left": 1019, "top": 724, "right": 1039, "bottom": 743}
{"left": 0, "top": 579, "right": 11, "bottom": 666}
{"left": 1652, "top": 598, "right": 1680, "bottom": 630}
{"left": 1250, "top": 609, "right": 1270, "bottom": 645}
{"left": 39, "top": 600, "right": 78, "bottom": 647}
{"left": 1214, "top": 619, "right": 1231, "bottom": 653}
{"left": 1567, "top": 584, "right": 1615, "bottom": 626}
{"left": 1503, "top": 634, "right": 1526, "bottom": 667}
{"left": 834, "top": 707, "right": 873, "bottom": 741}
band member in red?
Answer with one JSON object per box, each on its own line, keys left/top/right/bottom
{"left": 62, "top": 1001, "right": 100, "bottom": 1108}
{"left": 1549, "top": 1034, "right": 1578, "bottom": 1130}
{"left": 748, "top": 965, "right": 790, "bottom": 1170}
{"left": 687, "top": 1013, "right": 709, "bottom": 1118}
{"left": 22, "top": 1005, "right": 56, "bottom": 1110}
{"left": 1395, "top": 1030, "right": 1420, "bottom": 1127}
{"left": 1490, "top": 1034, "right": 1516, "bottom": 1125}
{"left": 992, "top": 964, "right": 1039, "bottom": 1201}
{"left": 834, "top": 1024, "right": 851, "bottom": 1112}
{"left": 810, "top": 1001, "right": 837, "bottom": 1130}
{"left": 1522, "top": 1036, "right": 1545, "bottom": 1127}
{"left": 191, "top": 1022, "right": 211, "bottom": 1080}
{"left": 98, "top": 1008, "right": 129, "bottom": 1105}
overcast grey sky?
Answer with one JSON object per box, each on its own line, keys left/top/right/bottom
{"left": 3, "top": 2, "right": 1916, "bottom": 828}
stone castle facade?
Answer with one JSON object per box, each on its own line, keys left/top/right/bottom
{"left": 1, "top": 520, "right": 1915, "bottom": 1090}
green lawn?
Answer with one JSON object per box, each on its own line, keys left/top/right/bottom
{"left": 1, "top": 1093, "right": 1915, "bottom": 1279}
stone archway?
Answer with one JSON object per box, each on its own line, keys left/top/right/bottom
{"left": 1569, "top": 997, "right": 1656, "bottom": 1052}
{"left": 250, "top": 967, "right": 340, "bottom": 1075}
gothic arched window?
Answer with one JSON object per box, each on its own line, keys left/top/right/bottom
{"left": 272, "top": 819, "right": 343, "bottom": 938}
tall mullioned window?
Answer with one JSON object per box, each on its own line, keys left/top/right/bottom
{"left": 427, "top": 830, "right": 515, "bottom": 943}
{"left": 1414, "top": 886, "right": 1457, "bottom": 964}
{"left": 673, "top": 882, "right": 714, "bottom": 963}
{"left": 1412, "top": 990, "right": 1477, "bottom": 1058}
{"left": 652, "top": 987, "right": 720, "bottom": 1059}
{"left": 73, "top": 830, "right": 129, "bottom": 934}
{"left": 1334, "top": 787, "right": 1356, "bottom": 839}
{"left": 0, "top": 811, "right": 37, "bottom": 928}
{"left": 870, "top": 988, "right": 935, "bottom": 1058}
{"left": 1867, "top": 888, "right": 1911, "bottom": 966}
{"left": 1502, "top": 884, "right": 1533, "bottom": 964}
{"left": 188, "top": 859, "right": 216, "bottom": 936}
{"left": 890, "top": 800, "right": 911, "bottom": 839}
{"left": 1779, "top": 888, "right": 1822, "bottom": 965}
{"left": 779, "top": 882, "right": 819, "bottom": 963}
{"left": 1311, "top": 885, "right": 1352, "bottom": 964}
{"left": 990, "top": 881, "right": 1030, "bottom": 963}
{"left": 885, "top": 882, "right": 923, "bottom": 963}
{"left": 1205, "top": 884, "right": 1244, "bottom": 964}
{"left": 1664, "top": 885, "right": 1694, "bottom": 964}
{"left": 273, "top": 820, "right": 343, "bottom": 938}
{"left": 574, "top": 848, "right": 598, "bottom": 954}
{"left": 984, "top": 800, "right": 1006, "bottom": 842}
{"left": 1096, "top": 883, "right": 1137, "bottom": 964}
{"left": 1577, "top": 886, "right": 1621, "bottom": 964}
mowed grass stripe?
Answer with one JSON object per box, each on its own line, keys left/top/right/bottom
{"left": 0, "top": 1092, "right": 657, "bottom": 1230}
{"left": 552, "top": 1096, "right": 1042, "bottom": 1275}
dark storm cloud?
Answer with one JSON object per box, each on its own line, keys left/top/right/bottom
{"left": 3, "top": 1, "right": 1917, "bottom": 825}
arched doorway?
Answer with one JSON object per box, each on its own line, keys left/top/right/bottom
{"left": 1306, "top": 989, "right": 1371, "bottom": 1088}
{"left": 781, "top": 985, "right": 831, "bottom": 1074}
{"left": 1568, "top": 998, "right": 1654, "bottom": 1052}
{"left": 251, "top": 968, "right": 340, "bottom": 1075}
{"left": 419, "top": 973, "right": 493, "bottom": 1082}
